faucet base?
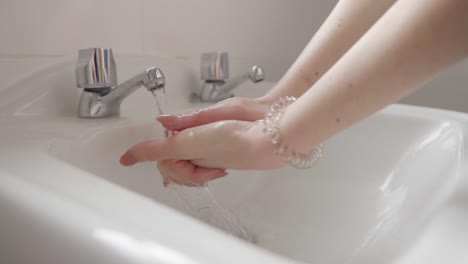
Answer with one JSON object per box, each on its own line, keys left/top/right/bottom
{"left": 190, "top": 82, "right": 234, "bottom": 103}
{"left": 78, "top": 91, "right": 120, "bottom": 118}
{"left": 76, "top": 67, "right": 165, "bottom": 119}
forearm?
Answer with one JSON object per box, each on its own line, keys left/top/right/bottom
{"left": 261, "top": 0, "right": 396, "bottom": 102}
{"left": 281, "top": 0, "right": 468, "bottom": 153}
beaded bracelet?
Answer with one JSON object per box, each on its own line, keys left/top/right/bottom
{"left": 262, "top": 96, "right": 323, "bottom": 169}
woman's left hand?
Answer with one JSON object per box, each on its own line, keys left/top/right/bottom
{"left": 119, "top": 120, "right": 285, "bottom": 186}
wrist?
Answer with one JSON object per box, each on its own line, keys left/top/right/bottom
{"left": 258, "top": 82, "right": 288, "bottom": 105}
{"left": 256, "top": 95, "right": 275, "bottom": 106}
{"left": 262, "top": 96, "right": 323, "bottom": 169}
{"left": 243, "top": 121, "right": 287, "bottom": 170}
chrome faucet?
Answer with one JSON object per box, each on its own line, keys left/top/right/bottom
{"left": 190, "top": 52, "right": 264, "bottom": 102}
{"left": 75, "top": 48, "right": 165, "bottom": 118}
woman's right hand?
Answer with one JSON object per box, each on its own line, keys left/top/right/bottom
{"left": 157, "top": 97, "right": 272, "bottom": 131}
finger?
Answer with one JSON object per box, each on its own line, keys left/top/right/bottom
{"left": 158, "top": 160, "right": 228, "bottom": 187}
{"left": 157, "top": 101, "right": 249, "bottom": 131}
{"left": 159, "top": 170, "right": 186, "bottom": 187}
{"left": 158, "top": 160, "right": 227, "bottom": 186}
{"left": 162, "top": 175, "right": 170, "bottom": 187}
{"left": 120, "top": 139, "right": 179, "bottom": 166}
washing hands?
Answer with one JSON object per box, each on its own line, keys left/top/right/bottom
{"left": 120, "top": 0, "right": 468, "bottom": 187}
{"left": 119, "top": 98, "right": 285, "bottom": 186}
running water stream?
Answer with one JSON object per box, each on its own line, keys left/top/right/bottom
{"left": 150, "top": 89, "right": 255, "bottom": 242}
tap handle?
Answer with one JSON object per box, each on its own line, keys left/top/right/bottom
{"left": 201, "top": 52, "right": 229, "bottom": 81}
{"left": 76, "top": 48, "right": 117, "bottom": 89}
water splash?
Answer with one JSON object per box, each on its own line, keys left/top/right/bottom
{"left": 169, "top": 184, "right": 255, "bottom": 242}
{"left": 150, "top": 88, "right": 255, "bottom": 242}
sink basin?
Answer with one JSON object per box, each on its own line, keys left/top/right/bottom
{"left": 49, "top": 105, "right": 463, "bottom": 264}
{"left": 1, "top": 54, "right": 467, "bottom": 264}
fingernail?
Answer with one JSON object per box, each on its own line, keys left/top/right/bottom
{"left": 214, "top": 172, "right": 228, "bottom": 178}
{"left": 119, "top": 152, "right": 136, "bottom": 166}
{"left": 163, "top": 178, "right": 169, "bottom": 187}
{"left": 156, "top": 116, "right": 179, "bottom": 130}
{"left": 156, "top": 115, "right": 177, "bottom": 123}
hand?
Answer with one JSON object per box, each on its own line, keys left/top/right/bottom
{"left": 119, "top": 120, "right": 285, "bottom": 186}
{"left": 157, "top": 97, "right": 272, "bottom": 131}
{"left": 154, "top": 96, "right": 272, "bottom": 186}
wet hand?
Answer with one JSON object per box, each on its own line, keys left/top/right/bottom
{"left": 156, "top": 97, "right": 271, "bottom": 131}
{"left": 119, "top": 120, "right": 285, "bottom": 186}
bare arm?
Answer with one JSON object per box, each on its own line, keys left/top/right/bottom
{"left": 281, "top": 0, "right": 468, "bottom": 154}
{"left": 158, "top": 0, "right": 396, "bottom": 131}
{"left": 261, "top": 0, "right": 397, "bottom": 102}
{"left": 121, "top": 0, "right": 468, "bottom": 187}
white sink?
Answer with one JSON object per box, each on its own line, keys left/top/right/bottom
{"left": 0, "top": 54, "right": 467, "bottom": 264}
{"left": 48, "top": 106, "right": 463, "bottom": 264}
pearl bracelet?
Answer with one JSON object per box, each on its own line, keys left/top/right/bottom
{"left": 262, "top": 96, "right": 323, "bottom": 169}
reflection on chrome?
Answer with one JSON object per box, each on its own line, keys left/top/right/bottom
{"left": 93, "top": 228, "right": 198, "bottom": 264}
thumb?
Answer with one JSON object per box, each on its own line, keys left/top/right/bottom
{"left": 120, "top": 125, "right": 209, "bottom": 166}
{"left": 120, "top": 138, "right": 186, "bottom": 166}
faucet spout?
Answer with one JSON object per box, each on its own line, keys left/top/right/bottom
{"left": 75, "top": 48, "right": 166, "bottom": 118}
{"left": 78, "top": 67, "right": 165, "bottom": 118}
{"left": 192, "top": 52, "right": 264, "bottom": 102}
{"left": 214, "top": 65, "right": 264, "bottom": 97}
{"left": 106, "top": 67, "right": 165, "bottom": 104}
{"left": 194, "top": 64, "right": 264, "bottom": 102}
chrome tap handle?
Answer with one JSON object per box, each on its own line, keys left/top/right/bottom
{"left": 201, "top": 52, "right": 229, "bottom": 81}
{"left": 75, "top": 48, "right": 117, "bottom": 89}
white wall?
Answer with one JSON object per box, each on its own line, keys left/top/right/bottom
{"left": 400, "top": 59, "right": 468, "bottom": 113}
{"left": 0, "top": 0, "right": 466, "bottom": 112}
{"left": 0, "top": 0, "right": 334, "bottom": 81}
